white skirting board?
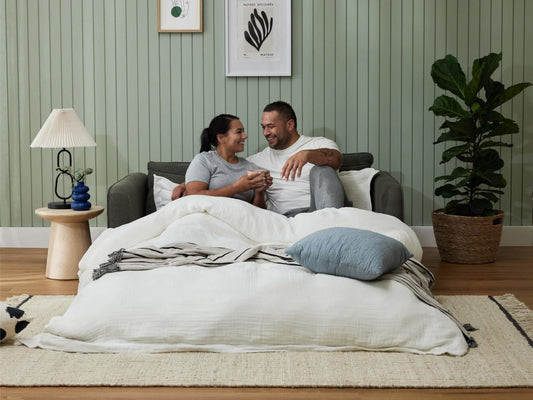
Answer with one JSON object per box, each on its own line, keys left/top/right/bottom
{"left": 0, "top": 226, "right": 531, "bottom": 248}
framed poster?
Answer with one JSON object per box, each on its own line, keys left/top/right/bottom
{"left": 158, "top": 0, "right": 203, "bottom": 32}
{"left": 226, "top": 0, "right": 291, "bottom": 76}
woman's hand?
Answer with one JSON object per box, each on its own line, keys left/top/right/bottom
{"left": 251, "top": 170, "right": 272, "bottom": 209}
{"left": 254, "top": 171, "right": 273, "bottom": 193}
{"left": 171, "top": 182, "right": 187, "bottom": 200}
{"left": 233, "top": 171, "right": 268, "bottom": 193}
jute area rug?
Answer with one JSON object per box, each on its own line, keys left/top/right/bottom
{"left": 0, "top": 294, "right": 532, "bottom": 388}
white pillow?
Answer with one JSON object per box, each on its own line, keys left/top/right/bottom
{"left": 339, "top": 168, "right": 379, "bottom": 211}
{"left": 153, "top": 174, "right": 179, "bottom": 210}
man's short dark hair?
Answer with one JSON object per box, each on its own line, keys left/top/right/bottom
{"left": 263, "top": 101, "right": 297, "bottom": 129}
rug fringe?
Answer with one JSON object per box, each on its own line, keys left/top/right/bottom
{"left": 494, "top": 293, "right": 533, "bottom": 339}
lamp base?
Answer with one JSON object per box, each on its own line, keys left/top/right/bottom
{"left": 48, "top": 201, "right": 72, "bottom": 209}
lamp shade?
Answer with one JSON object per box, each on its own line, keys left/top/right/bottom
{"left": 30, "top": 108, "right": 96, "bottom": 148}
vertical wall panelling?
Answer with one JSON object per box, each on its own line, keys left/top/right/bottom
{"left": 202, "top": 0, "right": 215, "bottom": 153}
{"left": 334, "top": 0, "right": 347, "bottom": 152}
{"left": 357, "top": 0, "right": 368, "bottom": 153}
{"left": 126, "top": 1, "right": 140, "bottom": 172}
{"left": 290, "top": 0, "right": 302, "bottom": 143}
{"left": 411, "top": 0, "right": 424, "bottom": 226}
{"left": 159, "top": 26, "right": 171, "bottom": 163}
{"left": 2, "top": 0, "right": 532, "bottom": 228}
{"left": 115, "top": 0, "right": 130, "bottom": 181}
{"left": 378, "top": 0, "right": 391, "bottom": 173}
{"left": 181, "top": 33, "right": 194, "bottom": 159}
{"left": 367, "top": 0, "right": 380, "bottom": 160}
{"left": 27, "top": 1, "right": 42, "bottom": 226}
{"left": 389, "top": 0, "right": 402, "bottom": 184}
{"left": 525, "top": 0, "right": 533, "bottom": 221}
{"left": 312, "top": 0, "right": 325, "bottom": 138}
{"left": 17, "top": 0, "right": 31, "bottom": 227}
{"left": 148, "top": 0, "right": 161, "bottom": 162}
{"left": 7, "top": 0, "right": 21, "bottom": 226}
{"left": 301, "top": 0, "right": 313, "bottom": 138}
{"left": 401, "top": 0, "right": 414, "bottom": 225}
{"left": 170, "top": 32, "right": 183, "bottom": 162}
{"left": 137, "top": 0, "right": 150, "bottom": 170}
{"left": 72, "top": 0, "right": 86, "bottom": 197}
{"left": 500, "top": 0, "right": 513, "bottom": 219}
{"left": 82, "top": 0, "right": 98, "bottom": 226}
{"left": 345, "top": 0, "right": 357, "bottom": 152}
{"left": 1, "top": 1, "right": 11, "bottom": 227}
{"left": 324, "top": 0, "right": 336, "bottom": 144}
{"left": 422, "top": 0, "right": 436, "bottom": 221}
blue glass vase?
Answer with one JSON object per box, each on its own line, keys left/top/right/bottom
{"left": 71, "top": 181, "right": 91, "bottom": 211}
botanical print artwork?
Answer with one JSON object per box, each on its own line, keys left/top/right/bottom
{"left": 237, "top": 0, "right": 279, "bottom": 61}
{"left": 159, "top": 0, "right": 202, "bottom": 32}
{"left": 244, "top": 9, "right": 273, "bottom": 51}
{"left": 171, "top": 0, "right": 189, "bottom": 19}
{"left": 226, "top": 0, "right": 290, "bottom": 76}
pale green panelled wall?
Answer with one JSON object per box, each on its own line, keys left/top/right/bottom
{"left": 1, "top": 0, "right": 532, "bottom": 228}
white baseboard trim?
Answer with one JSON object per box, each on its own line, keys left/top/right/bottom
{"left": 411, "top": 226, "right": 533, "bottom": 247}
{"left": 0, "top": 227, "right": 106, "bottom": 248}
{"left": 1, "top": 226, "right": 531, "bottom": 249}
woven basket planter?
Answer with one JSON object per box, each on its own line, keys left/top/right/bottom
{"left": 432, "top": 209, "right": 504, "bottom": 264}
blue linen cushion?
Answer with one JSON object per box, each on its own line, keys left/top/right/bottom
{"left": 285, "top": 227, "right": 413, "bottom": 281}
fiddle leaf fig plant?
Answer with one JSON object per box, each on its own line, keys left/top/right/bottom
{"left": 56, "top": 166, "right": 93, "bottom": 183}
{"left": 429, "top": 53, "right": 531, "bottom": 217}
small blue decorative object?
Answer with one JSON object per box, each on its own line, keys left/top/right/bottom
{"left": 71, "top": 181, "right": 91, "bottom": 211}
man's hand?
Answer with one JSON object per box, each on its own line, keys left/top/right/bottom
{"left": 281, "top": 148, "right": 342, "bottom": 180}
{"left": 281, "top": 150, "right": 309, "bottom": 181}
{"left": 171, "top": 182, "right": 186, "bottom": 200}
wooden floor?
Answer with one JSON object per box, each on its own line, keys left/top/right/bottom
{"left": 1, "top": 246, "right": 532, "bottom": 400}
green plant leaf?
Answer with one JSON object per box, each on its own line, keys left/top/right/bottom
{"left": 478, "top": 192, "right": 499, "bottom": 202}
{"left": 453, "top": 177, "right": 470, "bottom": 189}
{"left": 430, "top": 55, "right": 466, "bottom": 99}
{"left": 439, "top": 118, "right": 475, "bottom": 135}
{"left": 478, "top": 188, "right": 505, "bottom": 195}
{"left": 484, "top": 79, "right": 505, "bottom": 104}
{"left": 434, "top": 128, "right": 471, "bottom": 144}
{"left": 441, "top": 144, "right": 470, "bottom": 163}
{"left": 476, "top": 148, "right": 504, "bottom": 171}
{"left": 443, "top": 199, "right": 464, "bottom": 213}
{"left": 434, "top": 167, "right": 470, "bottom": 182}
{"left": 484, "top": 110, "right": 507, "bottom": 122}
{"left": 485, "top": 121, "right": 519, "bottom": 138}
{"left": 435, "top": 183, "right": 462, "bottom": 198}
{"left": 479, "top": 140, "right": 513, "bottom": 149}
{"left": 465, "top": 62, "right": 483, "bottom": 106}
{"left": 429, "top": 95, "right": 469, "bottom": 118}
{"left": 483, "top": 172, "right": 507, "bottom": 188}
{"left": 493, "top": 82, "right": 532, "bottom": 108}
{"left": 477, "top": 53, "right": 502, "bottom": 87}
{"left": 469, "top": 198, "right": 493, "bottom": 215}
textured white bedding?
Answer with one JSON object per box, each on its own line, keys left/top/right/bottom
{"left": 21, "top": 196, "right": 468, "bottom": 355}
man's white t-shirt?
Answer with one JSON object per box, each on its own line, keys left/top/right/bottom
{"left": 247, "top": 136, "right": 340, "bottom": 215}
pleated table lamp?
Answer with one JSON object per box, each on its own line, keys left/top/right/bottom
{"left": 30, "top": 108, "right": 96, "bottom": 209}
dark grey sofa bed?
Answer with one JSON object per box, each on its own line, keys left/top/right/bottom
{"left": 106, "top": 152, "right": 404, "bottom": 228}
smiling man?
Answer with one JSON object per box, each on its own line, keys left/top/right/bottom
{"left": 246, "top": 101, "right": 345, "bottom": 216}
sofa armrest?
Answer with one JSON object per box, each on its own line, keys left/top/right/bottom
{"left": 370, "top": 172, "right": 404, "bottom": 222}
{"left": 107, "top": 172, "right": 148, "bottom": 228}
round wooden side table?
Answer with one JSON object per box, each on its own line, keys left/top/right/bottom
{"left": 35, "top": 206, "right": 104, "bottom": 280}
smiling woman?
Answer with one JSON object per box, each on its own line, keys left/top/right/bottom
{"left": 183, "top": 114, "right": 273, "bottom": 209}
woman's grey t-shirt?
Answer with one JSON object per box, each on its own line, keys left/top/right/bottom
{"left": 185, "top": 151, "right": 260, "bottom": 203}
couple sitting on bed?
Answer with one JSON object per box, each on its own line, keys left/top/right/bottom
{"left": 174, "top": 101, "right": 347, "bottom": 217}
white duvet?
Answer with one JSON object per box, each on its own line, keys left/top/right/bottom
{"left": 21, "top": 196, "right": 468, "bottom": 355}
